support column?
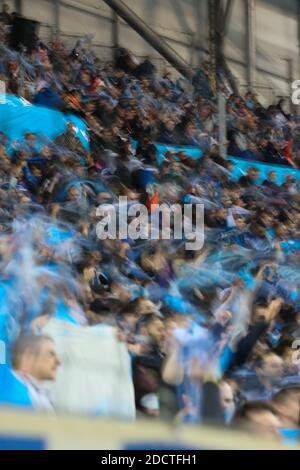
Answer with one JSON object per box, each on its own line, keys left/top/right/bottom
{"left": 112, "top": 11, "right": 119, "bottom": 61}
{"left": 297, "top": 0, "right": 300, "bottom": 113}
{"left": 15, "top": 0, "right": 22, "bottom": 15}
{"left": 284, "top": 58, "right": 295, "bottom": 114}
{"left": 54, "top": 0, "right": 60, "bottom": 37}
{"left": 218, "top": 91, "right": 227, "bottom": 157}
{"left": 208, "top": 0, "right": 218, "bottom": 90}
{"left": 246, "top": 0, "right": 256, "bottom": 90}
{"left": 223, "top": 0, "right": 234, "bottom": 37}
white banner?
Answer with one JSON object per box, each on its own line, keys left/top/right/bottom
{"left": 42, "top": 319, "right": 135, "bottom": 420}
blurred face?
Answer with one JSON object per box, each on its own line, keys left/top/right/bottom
{"left": 41, "top": 146, "right": 51, "bottom": 159}
{"left": 199, "top": 104, "right": 211, "bottom": 118}
{"left": 285, "top": 175, "right": 293, "bottom": 183}
{"left": 276, "top": 224, "right": 289, "bottom": 239}
{"left": 165, "top": 120, "right": 175, "bottom": 132}
{"left": 260, "top": 139, "right": 267, "bottom": 148}
{"left": 261, "top": 213, "right": 273, "bottom": 228}
{"left": 248, "top": 168, "right": 259, "bottom": 180}
{"left": 86, "top": 101, "right": 96, "bottom": 112}
{"left": 216, "top": 208, "right": 227, "bottom": 220}
{"left": 0, "top": 144, "right": 6, "bottom": 158}
{"left": 137, "top": 299, "right": 157, "bottom": 315}
{"left": 68, "top": 185, "right": 80, "bottom": 200}
{"left": 261, "top": 354, "right": 283, "bottom": 379}
{"left": 67, "top": 122, "right": 75, "bottom": 133}
{"left": 268, "top": 172, "right": 276, "bottom": 182}
{"left": 147, "top": 318, "right": 165, "bottom": 344}
{"left": 80, "top": 70, "right": 91, "bottom": 85}
{"left": 210, "top": 144, "right": 219, "bottom": 156}
{"left": 178, "top": 152, "right": 188, "bottom": 161}
{"left": 235, "top": 217, "right": 246, "bottom": 230}
{"left": 253, "top": 305, "right": 268, "bottom": 322}
{"left": 123, "top": 312, "right": 139, "bottom": 329}
{"left": 249, "top": 142, "right": 257, "bottom": 152}
{"left": 247, "top": 410, "right": 282, "bottom": 440}
{"left": 275, "top": 391, "right": 300, "bottom": 428}
{"left": 11, "top": 166, "right": 22, "bottom": 178}
{"left": 31, "top": 339, "right": 60, "bottom": 381}
{"left": 220, "top": 381, "right": 235, "bottom": 415}
{"left": 32, "top": 167, "right": 42, "bottom": 177}
{"left": 111, "top": 282, "right": 131, "bottom": 302}
{"left": 8, "top": 60, "right": 18, "bottom": 73}
{"left": 26, "top": 134, "right": 36, "bottom": 145}
{"left": 270, "top": 207, "right": 279, "bottom": 218}
{"left": 141, "top": 79, "right": 150, "bottom": 90}
{"left": 185, "top": 123, "right": 196, "bottom": 136}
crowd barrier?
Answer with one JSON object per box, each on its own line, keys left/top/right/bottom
{"left": 0, "top": 408, "right": 295, "bottom": 450}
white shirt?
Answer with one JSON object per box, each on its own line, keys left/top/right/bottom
{"left": 14, "top": 372, "right": 54, "bottom": 413}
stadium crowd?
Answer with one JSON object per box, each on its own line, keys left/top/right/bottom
{"left": 0, "top": 4, "right": 300, "bottom": 445}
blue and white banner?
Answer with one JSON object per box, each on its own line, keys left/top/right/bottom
{"left": 0, "top": 94, "right": 89, "bottom": 151}
{"left": 229, "top": 157, "right": 300, "bottom": 185}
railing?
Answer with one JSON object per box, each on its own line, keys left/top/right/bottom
{"left": 0, "top": 408, "right": 295, "bottom": 450}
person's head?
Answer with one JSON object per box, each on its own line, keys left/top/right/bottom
{"left": 252, "top": 300, "right": 271, "bottom": 322}
{"left": 164, "top": 119, "right": 176, "bottom": 132}
{"left": 110, "top": 281, "right": 131, "bottom": 303}
{"left": 274, "top": 222, "right": 290, "bottom": 239}
{"left": 210, "top": 144, "right": 220, "bottom": 157}
{"left": 245, "top": 90, "right": 253, "bottom": 100}
{"left": 272, "top": 387, "right": 300, "bottom": 429}
{"left": 143, "top": 314, "right": 165, "bottom": 345}
{"left": 284, "top": 174, "right": 294, "bottom": 185}
{"left": 121, "top": 308, "right": 139, "bottom": 330}
{"left": 248, "top": 142, "right": 257, "bottom": 153}
{"left": 234, "top": 216, "right": 247, "bottom": 231}
{"left": 79, "top": 68, "right": 91, "bottom": 85}
{"left": 11, "top": 164, "right": 23, "bottom": 179}
{"left": 185, "top": 122, "right": 196, "bottom": 136}
{"left": 199, "top": 103, "right": 211, "bottom": 119}
{"left": 12, "top": 335, "right": 60, "bottom": 381}
{"left": 267, "top": 171, "right": 276, "bottom": 182}
{"left": 247, "top": 167, "right": 259, "bottom": 181}
{"left": 25, "top": 132, "right": 36, "bottom": 145}
{"left": 7, "top": 59, "right": 18, "bottom": 73}
{"left": 232, "top": 401, "right": 282, "bottom": 439}
{"left": 248, "top": 219, "right": 266, "bottom": 238}
{"left": 68, "top": 184, "right": 80, "bottom": 200}
{"left": 220, "top": 380, "right": 235, "bottom": 424}
{"left": 0, "top": 143, "right": 7, "bottom": 158}
{"left": 66, "top": 122, "right": 75, "bottom": 134}
{"left": 31, "top": 165, "right": 42, "bottom": 177}
{"left": 260, "top": 212, "right": 274, "bottom": 228}
{"left": 214, "top": 208, "right": 228, "bottom": 221}
{"left": 2, "top": 3, "right": 9, "bottom": 13}
{"left": 259, "top": 137, "right": 268, "bottom": 148}
{"left": 134, "top": 297, "right": 158, "bottom": 316}
{"left": 257, "top": 352, "right": 284, "bottom": 384}
{"left": 40, "top": 145, "right": 52, "bottom": 160}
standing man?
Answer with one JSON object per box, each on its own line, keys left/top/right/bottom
{"left": 11, "top": 334, "right": 60, "bottom": 412}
